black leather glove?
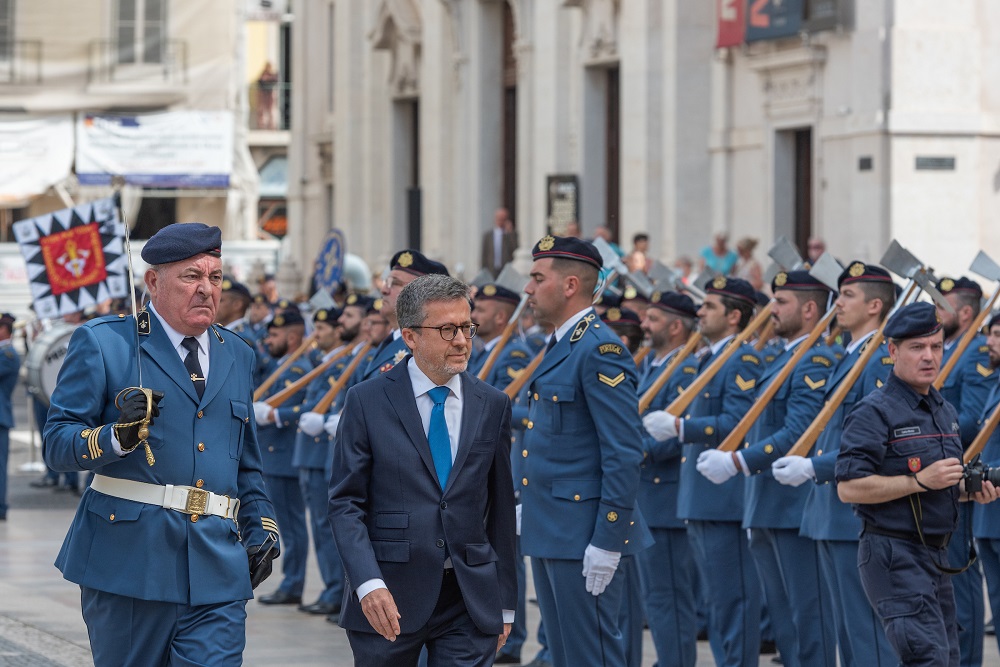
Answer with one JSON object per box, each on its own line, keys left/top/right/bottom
{"left": 248, "top": 534, "right": 279, "bottom": 590}
{"left": 116, "top": 390, "right": 163, "bottom": 452}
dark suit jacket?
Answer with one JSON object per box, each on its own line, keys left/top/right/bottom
{"left": 480, "top": 229, "right": 518, "bottom": 276}
{"left": 329, "top": 358, "right": 517, "bottom": 635}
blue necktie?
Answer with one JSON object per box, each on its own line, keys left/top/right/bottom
{"left": 427, "top": 386, "right": 453, "bottom": 491}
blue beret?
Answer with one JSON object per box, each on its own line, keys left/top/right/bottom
{"left": 936, "top": 276, "right": 982, "bottom": 299}
{"left": 0, "top": 313, "right": 14, "bottom": 328}
{"left": 602, "top": 307, "right": 641, "bottom": 326}
{"left": 251, "top": 293, "right": 269, "bottom": 305}
{"left": 221, "top": 276, "right": 251, "bottom": 301}
{"left": 989, "top": 311, "right": 1000, "bottom": 330}
{"left": 594, "top": 291, "right": 622, "bottom": 310}
{"left": 649, "top": 290, "right": 697, "bottom": 318}
{"left": 344, "top": 293, "right": 373, "bottom": 309}
{"left": 390, "top": 250, "right": 449, "bottom": 277}
{"left": 838, "top": 261, "right": 893, "bottom": 289}
{"left": 475, "top": 283, "right": 520, "bottom": 305}
{"left": 313, "top": 307, "right": 342, "bottom": 324}
{"left": 884, "top": 302, "right": 942, "bottom": 341}
{"left": 772, "top": 270, "right": 833, "bottom": 294}
{"left": 274, "top": 299, "right": 300, "bottom": 314}
{"left": 268, "top": 311, "right": 306, "bottom": 330}
{"left": 140, "top": 223, "right": 221, "bottom": 264}
{"left": 704, "top": 276, "right": 756, "bottom": 306}
{"left": 622, "top": 284, "right": 650, "bottom": 304}
{"left": 531, "top": 235, "right": 603, "bottom": 270}
{"left": 754, "top": 291, "right": 770, "bottom": 307}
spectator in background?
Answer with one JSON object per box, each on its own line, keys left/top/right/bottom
{"left": 674, "top": 255, "right": 695, "bottom": 285}
{"left": 481, "top": 207, "right": 519, "bottom": 277}
{"left": 733, "top": 237, "right": 764, "bottom": 291}
{"left": 259, "top": 273, "right": 279, "bottom": 304}
{"left": 807, "top": 237, "right": 826, "bottom": 264}
{"left": 698, "top": 232, "right": 738, "bottom": 276}
{"left": 592, "top": 226, "right": 624, "bottom": 258}
{"left": 256, "top": 61, "right": 279, "bottom": 130}
{"left": 564, "top": 220, "right": 582, "bottom": 238}
{"left": 624, "top": 233, "right": 652, "bottom": 274}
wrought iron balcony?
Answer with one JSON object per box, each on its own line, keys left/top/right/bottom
{"left": 0, "top": 40, "right": 42, "bottom": 84}
{"left": 88, "top": 38, "right": 188, "bottom": 85}
{"left": 249, "top": 81, "right": 291, "bottom": 131}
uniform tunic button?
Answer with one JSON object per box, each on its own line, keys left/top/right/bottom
{"left": 552, "top": 396, "right": 558, "bottom": 402}
{"left": 522, "top": 478, "right": 528, "bottom": 486}
{"left": 440, "top": 501, "right": 447, "bottom": 509}
{"left": 533, "top": 393, "right": 539, "bottom": 401}
{"left": 268, "top": 446, "right": 274, "bottom": 452}
{"left": 110, "top": 514, "right": 115, "bottom": 521}
{"left": 196, "top": 479, "right": 204, "bottom": 488}
{"left": 191, "top": 515, "right": 199, "bottom": 522}
{"left": 574, "top": 494, "right": 581, "bottom": 501}
{"left": 436, "top": 539, "right": 445, "bottom": 548}
{"left": 527, "top": 421, "right": 533, "bottom": 429}
{"left": 197, "top": 411, "right": 204, "bottom": 418}
{"left": 198, "top": 443, "right": 205, "bottom": 452}
{"left": 522, "top": 450, "right": 528, "bottom": 458}
{"left": 654, "top": 477, "right": 661, "bottom": 484}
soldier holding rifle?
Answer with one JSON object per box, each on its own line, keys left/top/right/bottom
{"left": 837, "top": 302, "right": 1000, "bottom": 667}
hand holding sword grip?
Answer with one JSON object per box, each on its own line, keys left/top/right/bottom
{"left": 114, "top": 388, "right": 164, "bottom": 464}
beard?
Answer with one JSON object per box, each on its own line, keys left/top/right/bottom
{"left": 941, "top": 320, "right": 960, "bottom": 340}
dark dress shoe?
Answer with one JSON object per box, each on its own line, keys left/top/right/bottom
{"left": 299, "top": 601, "right": 340, "bottom": 615}
{"left": 760, "top": 639, "right": 777, "bottom": 655}
{"left": 257, "top": 590, "right": 302, "bottom": 605}
{"left": 326, "top": 612, "right": 341, "bottom": 624}
{"left": 987, "top": 618, "right": 995, "bottom": 636}
{"left": 493, "top": 652, "right": 521, "bottom": 664}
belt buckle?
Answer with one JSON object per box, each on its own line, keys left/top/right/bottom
{"left": 185, "top": 488, "right": 209, "bottom": 515}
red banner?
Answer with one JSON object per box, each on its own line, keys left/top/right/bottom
{"left": 39, "top": 223, "right": 108, "bottom": 296}
{"left": 716, "top": 0, "right": 745, "bottom": 48}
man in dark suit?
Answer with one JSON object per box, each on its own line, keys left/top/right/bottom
{"left": 329, "top": 273, "right": 517, "bottom": 666}
{"left": 481, "top": 207, "right": 518, "bottom": 277}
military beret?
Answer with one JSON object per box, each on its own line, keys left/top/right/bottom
{"left": 838, "top": 261, "right": 893, "bottom": 288}
{"left": 594, "top": 291, "right": 622, "bottom": 310}
{"left": 0, "top": 313, "right": 14, "bottom": 329}
{"left": 476, "top": 283, "right": 520, "bottom": 305}
{"left": 622, "top": 284, "right": 650, "bottom": 304}
{"left": 365, "top": 297, "right": 384, "bottom": 315}
{"left": 140, "top": 223, "right": 221, "bottom": 264}
{"left": 772, "top": 270, "right": 833, "bottom": 294}
{"left": 344, "top": 293, "right": 375, "bottom": 311}
{"left": 390, "top": 250, "right": 450, "bottom": 277}
{"left": 251, "top": 293, "right": 269, "bottom": 305}
{"left": 313, "top": 307, "right": 342, "bottom": 324}
{"left": 754, "top": 291, "right": 770, "bottom": 307}
{"left": 936, "top": 276, "right": 982, "bottom": 299}
{"left": 274, "top": 299, "right": 300, "bottom": 314}
{"left": 602, "top": 307, "right": 641, "bottom": 326}
{"left": 531, "top": 235, "right": 603, "bottom": 270}
{"left": 221, "top": 276, "right": 251, "bottom": 301}
{"left": 884, "top": 302, "right": 942, "bottom": 341}
{"left": 704, "top": 276, "right": 756, "bottom": 306}
{"left": 988, "top": 310, "right": 1000, "bottom": 331}
{"left": 268, "top": 311, "right": 306, "bottom": 330}
{"left": 649, "top": 291, "right": 697, "bottom": 318}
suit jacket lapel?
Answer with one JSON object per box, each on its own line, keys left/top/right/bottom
{"left": 444, "top": 373, "right": 485, "bottom": 495}
{"left": 382, "top": 364, "right": 439, "bottom": 483}
{"left": 200, "top": 327, "right": 234, "bottom": 407}
{"left": 139, "top": 315, "right": 200, "bottom": 404}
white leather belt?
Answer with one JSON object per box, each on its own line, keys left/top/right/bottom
{"left": 92, "top": 475, "right": 240, "bottom": 521}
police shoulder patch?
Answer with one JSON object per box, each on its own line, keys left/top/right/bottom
{"left": 598, "top": 343, "right": 623, "bottom": 356}
{"left": 597, "top": 371, "right": 626, "bottom": 388}
{"left": 741, "top": 354, "right": 760, "bottom": 365}
{"left": 811, "top": 355, "right": 832, "bottom": 368}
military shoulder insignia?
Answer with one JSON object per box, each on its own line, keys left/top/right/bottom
{"left": 598, "top": 343, "right": 623, "bottom": 356}
{"left": 397, "top": 251, "right": 413, "bottom": 268}
{"left": 811, "top": 355, "right": 832, "bottom": 368}
{"left": 570, "top": 314, "right": 595, "bottom": 343}
{"left": 876, "top": 379, "right": 884, "bottom": 388}
{"left": 290, "top": 366, "right": 305, "bottom": 375}
{"left": 804, "top": 375, "right": 826, "bottom": 390}
{"left": 849, "top": 262, "right": 865, "bottom": 277}
{"left": 538, "top": 236, "right": 555, "bottom": 251}
{"left": 507, "top": 367, "right": 523, "bottom": 380}
{"left": 393, "top": 350, "right": 408, "bottom": 364}
{"left": 735, "top": 374, "right": 756, "bottom": 391}
{"left": 977, "top": 363, "right": 994, "bottom": 378}
{"left": 597, "top": 371, "right": 625, "bottom": 388}
{"left": 510, "top": 350, "right": 527, "bottom": 359}
{"left": 683, "top": 367, "right": 697, "bottom": 374}
{"left": 881, "top": 356, "right": 893, "bottom": 365}
{"left": 379, "top": 362, "right": 393, "bottom": 373}
{"left": 979, "top": 344, "right": 989, "bottom": 353}
{"left": 137, "top": 310, "right": 151, "bottom": 335}
{"left": 740, "top": 354, "right": 760, "bottom": 365}
{"left": 261, "top": 517, "right": 279, "bottom": 534}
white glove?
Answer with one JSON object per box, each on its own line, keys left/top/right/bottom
{"left": 696, "top": 449, "right": 738, "bottom": 484}
{"left": 324, "top": 413, "right": 342, "bottom": 436}
{"left": 582, "top": 544, "right": 622, "bottom": 596}
{"left": 252, "top": 401, "right": 273, "bottom": 426}
{"left": 772, "top": 456, "right": 815, "bottom": 487}
{"left": 299, "top": 411, "right": 325, "bottom": 437}
{"left": 515, "top": 503, "right": 522, "bottom": 536}
{"left": 642, "top": 412, "right": 679, "bottom": 442}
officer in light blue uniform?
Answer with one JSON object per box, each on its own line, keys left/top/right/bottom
{"left": 936, "top": 276, "right": 994, "bottom": 667}
{"left": 973, "top": 312, "right": 1000, "bottom": 658}
{"left": 837, "top": 302, "right": 1000, "bottom": 667}
{"left": 520, "top": 236, "right": 652, "bottom": 667}
{"left": 468, "top": 283, "right": 533, "bottom": 391}
{"left": 645, "top": 276, "right": 764, "bottom": 667}
{"left": 216, "top": 276, "right": 254, "bottom": 341}
{"left": 635, "top": 291, "right": 701, "bottom": 667}
{"left": 44, "top": 223, "right": 279, "bottom": 666}
{"left": 252, "top": 311, "right": 313, "bottom": 606}
{"left": 775, "top": 260, "right": 897, "bottom": 667}
{"left": 246, "top": 293, "right": 273, "bottom": 387}
{"left": 699, "top": 271, "right": 837, "bottom": 667}
{"left": 0, "top": 313, "right": 19, "bottom": 520}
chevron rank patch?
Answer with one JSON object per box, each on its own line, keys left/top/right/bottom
{"left": 598, "top": 372, "right": 625, "bottom": 388}
{"left": 741, "top": 354, "right": 760, "bottom": 365}
{"left": 599, "top": 343, "right": 623, "bottom": 356}
{"left": 811, "top": 356, "right": 832, "bottom": 368}
{"left": 977, "top": 363, "right": 994, "bottom": 378}
{"left": 507, "top": 367, "right": 523, "bottom": 379}
{"left": 735, "top": 374, "right": 756, "bottom": 391}
{"left": 804, "top": 376, "right": 826, "bottom": 390}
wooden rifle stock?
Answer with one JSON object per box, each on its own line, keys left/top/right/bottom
{"left": 665, "top": 303, "right": 774, "bottom": 418}
{"left": 477, "top": 319, "right": 519, "bottom": 381}
{"left": 637, "top": 332, "right": 704, "bottom": 414}
{"left": 964, "top": 401, "right": 1000, "bottom": 463}
{"left": 633, "top": 347, "right": 652, "bottom": 367}
{"left": 311, "top": 343, "right": 372, "bottom": 415}
{"left": 253, "top": 332, "right": 318, "bottom": 401}
{"left": 824, "top": 325, "right": 842, "bottom": 347}
{"left": 264, "top": 344, "right": 355, "bottom": 408}
{"left": 754, "top": 320, "right": 776, "bottom": 352}
{"left": 717, "top": 308, "right": 838, "bottom": 453}
{"left": 934, "top": 290, "right": 1000, "bottom": 390}
{"left": 504, "top": 349, "right": 545, "bottom": 399}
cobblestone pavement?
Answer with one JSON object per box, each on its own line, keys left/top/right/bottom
{"left": 3, "top": 385, "right": 999, "bottom": 666}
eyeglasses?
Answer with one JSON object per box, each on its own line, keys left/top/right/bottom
{"left": 409, "top": 323, "right": 478, "bottom": 341}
